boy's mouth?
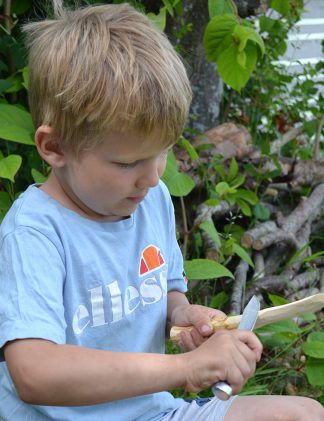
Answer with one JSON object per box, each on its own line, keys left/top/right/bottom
{"left": 127, "top": 195, "right": 146, "bottom": 204}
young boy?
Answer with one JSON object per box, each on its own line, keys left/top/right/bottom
{"left": 0, "top": 2, "right": 323, "bottom": 420}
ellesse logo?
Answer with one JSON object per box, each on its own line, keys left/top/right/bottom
{"left": 139, "top": 245, "right": 165, "bottom": 276}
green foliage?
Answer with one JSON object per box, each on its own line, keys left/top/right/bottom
{"left": 161, "top": 150, "right": 195, "bottom": 197}
{"left": 204, "top": 1, "right": 264, "bottom": 91}
{"left": 0, "top": 104, "right": 34, "bottom": 145}
{"left": 223, "top": 0, "right": 323, "bottom": 155}
{"left": 184, "top": 258, "right": 234, "bottom": 280}
{"left": 240, "top": 293, "right": 324, "bottom": 399}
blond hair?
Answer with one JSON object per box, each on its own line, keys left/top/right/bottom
{"left": 23, "top": 2, "right": 192, "bottom": 154}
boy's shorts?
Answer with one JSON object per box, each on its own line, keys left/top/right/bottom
{"left": 160, "top": 396, "right": 237, "bottom": 421}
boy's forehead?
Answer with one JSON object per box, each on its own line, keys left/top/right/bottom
{"left": 98, "top": 128, "right": 173, "bottom": 157}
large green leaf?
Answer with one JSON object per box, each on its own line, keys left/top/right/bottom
{"left": 307, "top": 332, "right": 324, "bottom": 342}
{"left": 306, "top": 358, "right": 324, "bottom": 386}
{"left": 161, "top": 151, "right": 195, "bottom": 197}
{"left": 303, "top": 341, "right": 324, "bottom": 359}
{"left": 233, "top": 24, "right": 265, "bottom": 55}
{"left": 0, "top": 104, "right": 35, "bottom": 145}
{"left": 199, "top": 220, "right": 221, "bottom": 247}
{"left": 217, "top": 42, "right": 257, "bottom": 92}
{"left": 204, "top": 14, "right": 238, "bottom": 61}
{"left": 270, "top": 0, "right": 290, "bottom": 16}
{"left": 147, "top": 9, "right": 166, "bottom": 31}
{"left": 184, "top": 259, "right": 233, "bottom": 280}
{"left": 208, "top": 0, "right": 237, "bottom": 18}
{"left": 0, "top": 155, "right": 22, "bottom": 182}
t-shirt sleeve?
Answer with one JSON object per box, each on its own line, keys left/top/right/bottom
{"left": 0, "top": 227, "right": 67, "bottom": 361}
{"left": 159, "top": 181, "right": 188, "bottom": 294}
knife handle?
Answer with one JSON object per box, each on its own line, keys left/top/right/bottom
{"left": 212, "top": 381, "right": 233, "bottom": 400}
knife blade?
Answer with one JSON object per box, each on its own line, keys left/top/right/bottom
{"left": 212, "top": 295, "right": 260, "bottom": 400}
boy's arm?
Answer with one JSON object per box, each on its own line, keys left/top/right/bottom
{"left": 5, "top": 329, "right": 261, "bottom": 406}
{"left": 4, "top": 339, "right": 186, "bottom": 406}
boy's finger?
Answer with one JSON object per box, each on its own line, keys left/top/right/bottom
{"left": 236, "top": 330, "right": 263, "bottom": 361}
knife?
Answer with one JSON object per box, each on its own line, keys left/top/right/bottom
{"left": 212, "top": 295, "right": 260, "bottom": 400}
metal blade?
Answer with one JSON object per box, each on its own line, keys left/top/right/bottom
{"left": 238, "top": 295, "right": 260, "bottom": 331}
{"left": 212, "top": 295, "right": 260, "bottom": 400}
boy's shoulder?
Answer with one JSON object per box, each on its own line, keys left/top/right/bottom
{"left": 0, "top": 184, "right": 62, "bottom": 238}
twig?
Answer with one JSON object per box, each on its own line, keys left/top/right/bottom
{"left": 230, "top": 260, "right": 249, "bottom": 315}
{"left": 179, "top": 196, "right": 189, "bottom": 259}
{"left": 313, "top": 114, "right": 324, "bottom": 160}
{"left": 320, "top": 269, "right": 324, "bottom": 294}
{"left": 270, "top": 126, "right": 303, "bottom": 155}
{"left": 253, "top": 252, "right": 265, "bottom": 281}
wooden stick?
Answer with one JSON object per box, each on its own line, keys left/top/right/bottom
{"left": 170, "top": 293, "right": 324, "bottom": 342}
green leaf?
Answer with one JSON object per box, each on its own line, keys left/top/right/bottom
{"left": 4, "top": 74, "right": 23, "bottom": 93}
{"left": 216, "top": 181, "right": 231, "bottom": 196}
{"left": 259, "top": 16, "right": 276, "bottom": 33}
{"left": 276, "top": 39, "right": 287, "bottom": 56}
{"left": 204, "top": 14, "right": 238, "bottom": 62}
{"left": 208, "top": 0, "right": 237, "bottom": 18}
{"left": 204, "top": 198, "right": 220, "bottom": 206}
{"left": 214, "top": 163, "right": 227, "bottom": 180}
{"left": 147, "top": 9, "right": 166, "bottom": 31}
{"left": 234, "top": 189, "right": 258, "bottom": 205}
{"left": 257, "top": 319, "right": 301, "bottom": 348}
{"left": 232, "top": 243, "right": 254, "bottom": 267}
{"left": 0, "top": 104, "right": 35, "bottom": 145}
{"left": 257, "top": 319, "right": 302, "bottom": 334}
{"left": 230, "top": 174, "right": 245, "bottom": 189}
{"left": 0, "top": 79, "right": 13, "bottom": 93}
{"left": 301, "top": 250, "right": 324, "bottom": 264}
{"left": 199, "top": 220, "right": 221, "bottom": 247}
{"left": 178, "top": 136, "right": 199, "bottom": 160}
{"left": 303, "top": 342, "right": 324, "bottom": 359}
{"left": 236, "top": 198, "right": 251, "bottom": 216}
{"left": 12, "top": 0, "right": 32, "bottom": 15}
{"left": 307, "top": 332, "right": 324, "bottom": 343}
{"left": 184, "top": 259, "right": 234, "bottom": 280}
{"left": 237, "top": 51, "right": 247, "bottom": 68}
{"left": 233, "top": 24, "right": 265, "bottom": 55}
{"left": 267, "top": 293, "right": 288, "bottom": 307}
{"left": 253, "top": 203, "right": 270, "bottom": 221}
{"left": 22, "top": 66, "right": 29, "bottom": 90}
{"left": 209, "top": 291, "right": 228, "bottom": 309}
{"left": 0, "top": 191, "right": 12, "bottom": 221}
{"left": 306, "top": 358, "right": 324, "bottom": 386}
{"left": 217, "top": 42, "right": 258, "bottom": 92}
{"left": 0, "top": 155, "right": 22, "bottom": 182}
{"left": 31, "top": 168, "right": 48, "bottom": 183}
{"left": 228, "top": 157, "right": 238, "bottom": 181}
{"left": 162, "top": 0, "right": 174, "bottom": 16}
{"left": 271, "top": 0, "right": 290, "bottom": 16}
{"left": 162, "top": 151, "right": 195, "bottom": 197}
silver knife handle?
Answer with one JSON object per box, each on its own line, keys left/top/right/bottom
{"left": 212, "top": 381, "right": 233, "bottom": 400}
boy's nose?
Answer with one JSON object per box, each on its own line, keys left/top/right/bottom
{"left": 136, "top": 159, "right": 161, "bottom": 189}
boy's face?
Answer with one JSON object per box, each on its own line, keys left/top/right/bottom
{"left": 53, "top": 129, "right": 170, "bottom": 221}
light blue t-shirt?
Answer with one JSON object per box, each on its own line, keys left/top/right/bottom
{"left": 0, "top": 181, "right": 187, "bottom": 421}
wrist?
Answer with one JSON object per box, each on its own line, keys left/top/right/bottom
{"left": 170, "top": 303, "right": 191, "bottom": 326}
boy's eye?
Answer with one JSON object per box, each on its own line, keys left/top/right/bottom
{"left": 115, "top": 161, "right": 138, "bottom": 168}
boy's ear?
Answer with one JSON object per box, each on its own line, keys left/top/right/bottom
{"left": 35, "top": 125, "right": 66, "bottom": 167}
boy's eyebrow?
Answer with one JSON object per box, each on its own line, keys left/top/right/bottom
{"left": 112, "top": 149, "right": 170, "bottom": 163}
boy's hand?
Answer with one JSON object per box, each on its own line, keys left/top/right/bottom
{"left": 171, "top": 303, "right": 226, "bottom": 352}
{"left": 182, "top": 329, "right": 262, "bottom": 394}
